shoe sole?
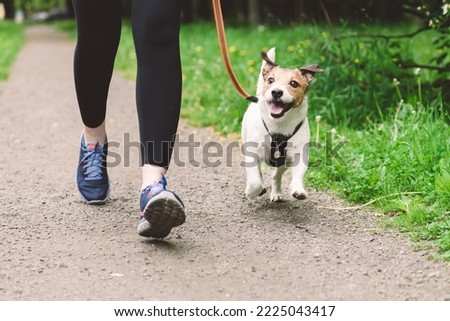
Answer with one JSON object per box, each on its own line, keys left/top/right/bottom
{"left": 138, "top": 191, "right": 186, "bottom": 238}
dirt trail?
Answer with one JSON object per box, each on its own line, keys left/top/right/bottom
{"left": 0, "top": 26, "right": 449, "bottom": 300}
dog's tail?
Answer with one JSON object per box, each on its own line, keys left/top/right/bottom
{"left": 256, "top": 47, "right": 276, "bottom": 96}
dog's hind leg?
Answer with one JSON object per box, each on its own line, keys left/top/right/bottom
{"left": 270, "top": 166, "right": 288, "bottom": 202}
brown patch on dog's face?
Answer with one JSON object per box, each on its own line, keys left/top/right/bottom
{"left": 262, "top": 67, "right": 309, "bottom": 108}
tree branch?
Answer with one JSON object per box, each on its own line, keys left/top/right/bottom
{"left": 397, "top": 62, "right": 450, "bottom": 73}
{"left": 336, "top": 26, "right": 430, "bottom": 40}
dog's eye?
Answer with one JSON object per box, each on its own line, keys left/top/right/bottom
{"left": 267, "top": 77, "right": 275, "bottom": 84}
{"left": 290, "top": 80, "right": 299, "bottom": 88}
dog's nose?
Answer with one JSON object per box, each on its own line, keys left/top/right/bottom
{"left": 271, "top": 89, "right": 283, "bottom": 99}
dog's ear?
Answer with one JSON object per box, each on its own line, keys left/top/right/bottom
{"left": 299, "top": 64, "right": 323, "bottom": 84}
{"left": 261, "top": 51, "right": 277, "bottom": 67}
{"left": 261, "top": 51, "right": 278, "bottom": 75}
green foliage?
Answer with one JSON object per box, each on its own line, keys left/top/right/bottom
{"left": 15, "top": 0, "right": 66, "bottom": 12}
{"left": 0, "top": 21, "right": 25, "bottom": 81}
{"left": 394, "top": 1, "right": 450, "bottom": 101}
{"left": 51, "top": 19, "right": 75, "bottom": 37}
{"left": 404, "top": 0, "right": 450, "bottom": 32}
{"left": 435, "top": 159, "right": 450, "bottom": 199}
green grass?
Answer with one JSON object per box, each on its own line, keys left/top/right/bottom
{"left": 0, "top": 21, "right": 26, "bottom": 81}
{"left": 52, "top": 20, "right": 450, "bottom": 260}
{"left": 50, "top": 19, "right": 77, "bottom": 38}
{"left": 308, "top": 102, "right": 450, "bottom": 260}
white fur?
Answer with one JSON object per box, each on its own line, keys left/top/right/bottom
{"left": 242, "top": 48, "right": 310, "bottom": 202}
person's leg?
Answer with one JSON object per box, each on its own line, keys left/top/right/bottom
{"left": 72, "top": 0, "right": 122, "bottom": 144}
{"left": 131, "top": 0, "right": 182, "bottom": 187}
{"left": 73, "top": 0, "right": 122, "bottom": 203}
{"left": 132, "top": 0, "right": 185, "bottom": 238}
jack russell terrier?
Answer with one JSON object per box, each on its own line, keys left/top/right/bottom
{"left": 241, "top": 48, "right": 323, "bottom": 202}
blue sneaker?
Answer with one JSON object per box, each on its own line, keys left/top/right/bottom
{"left": 76, "top": 134, "right": 110, "bottom": 204}
{"left": 137, "top": 176, "right": 186, "bottom": 238}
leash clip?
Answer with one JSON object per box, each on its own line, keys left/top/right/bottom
{"left": 246, "top": 96, "right": 259, "bottom": 103}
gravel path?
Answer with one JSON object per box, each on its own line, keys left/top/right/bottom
{"left": 0, "top": 26, "right": 449, "bottom": 300}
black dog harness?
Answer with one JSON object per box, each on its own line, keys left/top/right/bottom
{"left": 262, "top": 119, "right": 304, "bottom": 167}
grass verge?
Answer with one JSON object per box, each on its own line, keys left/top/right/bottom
{"left": 309, "top": 102, "right": 449, "bottom": 260}
{"left": 0, "top": 21, "right": 26, "bottom": 81}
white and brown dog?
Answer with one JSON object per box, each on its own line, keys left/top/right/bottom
{"left": 241, "top": 48, "right": 323, "bottom": 202}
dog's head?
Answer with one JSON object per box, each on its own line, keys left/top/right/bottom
{"left": 260, "top": 51, "right": 323, "bottom": 119}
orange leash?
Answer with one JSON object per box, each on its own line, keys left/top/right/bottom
{"left": 212, "top": 0, "right": 258, "bottom": 103}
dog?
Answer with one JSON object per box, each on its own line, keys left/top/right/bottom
{"left": 241, "top": 48, "right": 323, "bottom": 202}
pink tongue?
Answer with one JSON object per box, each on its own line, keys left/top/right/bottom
{"left": 270, "top": 103, "right": 284, "bottom": 115}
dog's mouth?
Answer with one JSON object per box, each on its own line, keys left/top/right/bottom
{"left": 267, "top": 100, "right": 294, "bottom": 118}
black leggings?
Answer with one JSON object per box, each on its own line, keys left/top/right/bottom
{"left": 72, "top": 0, "right": 182, "bottom": 168}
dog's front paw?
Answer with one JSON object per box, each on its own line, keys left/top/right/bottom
{"left": 245, "top": 184, "right": 266, "bottom": 199}
{"left": 270, "top": 191, "right": 283, "bottom": 203}
{"left": 292, "top": 190, "right": 308, "bottom": 200}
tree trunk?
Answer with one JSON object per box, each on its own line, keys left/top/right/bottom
{"left": 65, "top": 0, "right": 74, "bottom": 18}
{"left": 197, "top": 0, "right": 212, "bottom": 21}
{"left": 2, "top": 0, "right": 15, "bottom": 19}
{"left": 248, "top": 0, "right": 260, "bottom": 26}
{"left": 294, "top": 0, "right": 306, "bottom": 22}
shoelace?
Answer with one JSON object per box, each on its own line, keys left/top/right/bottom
{"left": 140, "top": 181, "right": 165, "bottom": 201}
{"left": 140, "top": 177, "right": 168, "bottom": 210}
{"left": 142, "top": 176, "right": 168, "bottom": 194}
{"left": 81, "top": 144, "right": 105, "bottom": 181}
